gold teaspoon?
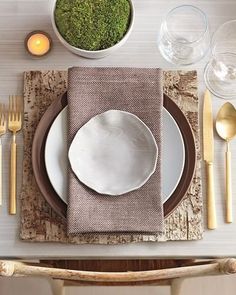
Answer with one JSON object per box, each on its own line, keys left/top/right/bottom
{"left": 216, "top": 102, "right": 236, "bottom": 223}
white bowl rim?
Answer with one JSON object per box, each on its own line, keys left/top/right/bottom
{"left": 51, "top": 0, "right": 135, "bottom": 54}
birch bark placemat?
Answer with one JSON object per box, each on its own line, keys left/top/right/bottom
{"left": 20, "top": 70, "right": 202, "bottom": 244}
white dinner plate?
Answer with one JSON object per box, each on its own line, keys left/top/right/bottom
{"left": 68, "top": 110, "right": 158, "bottom": 195}
{"left": 45, "top": 107, "right": 185, "bottom": 203}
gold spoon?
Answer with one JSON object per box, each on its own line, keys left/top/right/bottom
{"left": 216, "top": 102, "right": 236, "bottom": 223}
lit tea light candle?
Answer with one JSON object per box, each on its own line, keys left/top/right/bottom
{"left": 25, "top": 31, "right": 52, "bottom": 57}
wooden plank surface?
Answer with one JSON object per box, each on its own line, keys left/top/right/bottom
{"left": 0, "top": 0, "right": 236, "bottom": 258}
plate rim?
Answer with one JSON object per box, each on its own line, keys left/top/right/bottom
{"left": 163, "top": 94, "right": 196, "bottom": 216}
{"left": 32, "top": 92, "right": 196, "bottom": 219}
{"left": 162, "top": 107, "right": 186, "bottom": 202}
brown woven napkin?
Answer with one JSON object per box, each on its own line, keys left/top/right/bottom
{"left": 67, "top": 67, "right": 164, "bottom": 234}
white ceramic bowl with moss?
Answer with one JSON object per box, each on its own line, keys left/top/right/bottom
{"left": 51, "top": 0, "right": 134, "bottom": 59}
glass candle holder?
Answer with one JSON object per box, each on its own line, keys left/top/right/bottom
{"left": 158, "top": 5, "right": 210, "bottom": 65}
{"left": 25, "top": 31, "right": 52, "bottom": 57}
{"left": 204, "top": 20, "right": 236, "bottom": 99}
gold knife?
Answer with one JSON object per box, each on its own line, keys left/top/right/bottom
{"left": 203, "top": 90, "right": 217, "bottom": 229}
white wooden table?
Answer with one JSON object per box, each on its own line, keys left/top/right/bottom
{"left": 0, "top": 0, "right": 236, "bottom": 259}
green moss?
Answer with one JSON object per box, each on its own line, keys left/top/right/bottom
{"left": 54, "top": 0, "right": 131, "bottom": 51}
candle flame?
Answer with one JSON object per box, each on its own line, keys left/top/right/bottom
{"left": 36, "top": 40, "right": 41, "bottom": 46}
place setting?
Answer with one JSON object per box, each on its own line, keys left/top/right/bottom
{"left": 21, "top": 65, "right": 199, "bottom": 244}
{"left": 0, "top": 1, "right": 228, "bottom": 246}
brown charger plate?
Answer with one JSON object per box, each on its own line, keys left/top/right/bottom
{"left": 32, "top": 93, "right": 196, "bottom": 220}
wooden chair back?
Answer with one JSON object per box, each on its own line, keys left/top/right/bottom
{"left": 0, "top": 259, "right": 236, "bottom": 285}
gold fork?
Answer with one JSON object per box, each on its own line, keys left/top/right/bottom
{"left": 0, "top": 103, "right": 7, "bottom": 206}
{"left": 8, "top": 95, "right": 22, "bottom": 215}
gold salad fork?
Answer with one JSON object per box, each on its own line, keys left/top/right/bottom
{"left": 0, "top": 103, "right": 7, "bottom": 206}
{"left": 8, "top": 95, "right": 22, "bottom": 215}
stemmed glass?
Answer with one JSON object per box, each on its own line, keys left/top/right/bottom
{"left": 204, "top": 20, "right": 236, "bottom": 99}
{"left": 158, "top": 5, "right": 210, "bottom": 65}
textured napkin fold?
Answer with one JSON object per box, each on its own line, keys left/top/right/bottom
{"left": 67, "top": 67, "right": 164, "bottom": 234}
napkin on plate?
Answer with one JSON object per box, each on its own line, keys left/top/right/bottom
{"left": 67, "top": 67, "right": 164, "bottom": 234}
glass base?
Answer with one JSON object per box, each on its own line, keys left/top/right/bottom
{"left": 158, "top": 43, "right": 200, "bottom": 66}
{"left": 204, "top": 62, "right": 236, "bottom": 100}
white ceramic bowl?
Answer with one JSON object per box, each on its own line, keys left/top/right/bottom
{"left": 68, "top": 110, "right": 158, "bottom": 196}
{"left": 51, "top": 0, "right": 134, "bottom": 59}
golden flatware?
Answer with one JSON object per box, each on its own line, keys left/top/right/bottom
{"left": 0, "top": 103, "right": 7, "bottom": 206}
{"left": 203, "top": 90, "right": 217, "bottom": 229}
{"left": 216, "top": 102, "right": 236, "bottom": 223}
{"left": 8, "top": 95, "right": 22, "bottom": 215}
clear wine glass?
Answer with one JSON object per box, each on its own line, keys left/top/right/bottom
{"left": 204, "top": 20, "right": 236, "bottom": 99}
{"left": 158, "top": 5, "right": 210, "bottom": 65}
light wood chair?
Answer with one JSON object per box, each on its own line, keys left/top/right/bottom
{"left": 0, "top": 259, "right": 236, "bottom": 295}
